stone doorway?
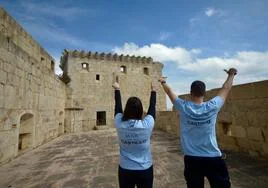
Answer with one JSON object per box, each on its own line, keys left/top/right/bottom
{"left": 18, "top": 113, "right": 34, "bottom": 152}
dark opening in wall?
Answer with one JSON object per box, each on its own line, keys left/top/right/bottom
{"left": 51, "top": 60, "right": 55, "bottom": 71}
{"left": 82, "top": 62, "right": 89, "bottom": 71}
{"left": 120, "top": 65, "right": 127, "bottom": 73}
{"left": 97, "top": 111, "right": 106, "bottom": 126}
{"left": 96, "top": 74, "right": 100, "bottom": 80}
{"left": 41, "top": 57, "right": 45, "bottom": 61}
{"left": 144, "top": 67, "right": 149, "bottom": 75}
{"left": 221, "top": 121, "right": 232, "bottom": 136}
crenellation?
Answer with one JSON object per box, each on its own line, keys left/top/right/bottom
{"left": 100, "top": 52, "right": 105, "bottom": 60}
{"left": 93, "top": 52, "right": 99, "bottom": 59}
{"left": 113, "top": 53, "right": 118, "bottom": 61}
{"left": 125, "top": 54, "right": 130, "bottom": 62}
{"left": 106, "top": 53, "right": 112, "bottom": 60}
{"left": 1, "top": 5, "right": 268, "bottom": 171}
{"left": 61, "top": 50, "right": 160, "bottom": 66}
{"left": 119, "top": 54, "right": 124, "bottom": 61}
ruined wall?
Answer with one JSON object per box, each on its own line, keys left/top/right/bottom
{"left": 61, "top": 50, "right": 166, "bottom": 131}
{"left": 155, "top": 80, "right": 268, "bottom": 158}
{"left": 0, "top": 8, "right": 66, "bottom": 164}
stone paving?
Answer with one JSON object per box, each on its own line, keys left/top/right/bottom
{"left": 0, "top": 129, "right": 268, "bottom": 188}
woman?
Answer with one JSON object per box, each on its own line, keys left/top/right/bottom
{"left": 113, "top": 81, "right": 156, "bottom": 188}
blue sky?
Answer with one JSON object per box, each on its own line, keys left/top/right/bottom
{"left": 1, "top": 0, "right": 268, "bottom": 107}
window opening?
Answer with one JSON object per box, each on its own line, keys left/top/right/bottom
{"left": 97, "top": 111, "right": 106, "bottom": 126}
{"left": 51, "top": 60, "right": 55, "bottom": 71}
{"left": 144, "top": 67, "right": 149, "bottom": 75}
{"left": 120, "top": 65, "right": 127, "bottom": 73}
{"left": 82, "top": 62, "right": 89, "bottom": 70}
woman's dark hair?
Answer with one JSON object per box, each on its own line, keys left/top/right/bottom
{"left": 122, "top": 97, "right": 143, "bottom": 121}
{"left": 191, "top": 80, "right": 206, "bottom": 97}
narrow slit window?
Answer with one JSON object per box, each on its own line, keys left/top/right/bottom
{"left": 120, "top": 66, "right": 127, "bottom": 73}
{"left": 51, "top": 60, "right": 55, "bottom": 71}
{"left": 96, "top": 74, "right": 100, "bottom": 80}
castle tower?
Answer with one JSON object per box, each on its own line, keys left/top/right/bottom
{"left": 60, "top": 50, "right": 167, "bottom": 132}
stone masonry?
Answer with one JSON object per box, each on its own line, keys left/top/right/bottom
{"left": 61, "top": 50, "right": 166, "bottom": 132}
{"left": 155, "top": 80, "right": 268, "bottom": 158}
{"left": 0, "top": 7, "right": 166, "bottom": 164}
{"left": 0, "top": 4, "right": 268, "bottom": 169}
{"left": 0, "top": 7, "right": 66, "bottom": 164}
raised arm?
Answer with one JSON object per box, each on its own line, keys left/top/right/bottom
{"left": 217, "top": 68, "right": 237, "bottom": 102}
{"left": 112, "top": 82, "right": 123, "bottom": 116}
{"left": 159, "top": 76, "right": 177, "bottom": 104}
{"left": 147, "top": 82, "right": 157, "bottom": 119}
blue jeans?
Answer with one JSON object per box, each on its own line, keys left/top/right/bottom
{"left": 184, "top": 155, "right": 231, "bottom": 188}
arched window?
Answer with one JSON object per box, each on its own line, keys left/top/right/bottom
{"left": 143, "top": 67, "right": 149, "bottom": 75}
{"left": 120, "top": 65, "right": 127, "bottom": 73}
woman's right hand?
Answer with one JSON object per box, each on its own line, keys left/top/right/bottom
{"left": 151, "top": 81, "right": 157, "bottom": 91}
{"left": 112, "top": 82, "right": 120, "bottom": 90}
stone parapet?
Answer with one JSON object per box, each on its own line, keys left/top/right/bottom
{"left": 61, "top": 49, "right": 162, "bottom": 65}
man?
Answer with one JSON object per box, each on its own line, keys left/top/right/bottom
{"left": 159, "top": 68, "right": 237, "bottom": 188}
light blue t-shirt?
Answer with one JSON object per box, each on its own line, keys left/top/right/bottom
{"left": 174, "top": 96, "right": 224, "bottom": 157}
{"left": 115, "top": 113, "right": 154, "bottom": 170}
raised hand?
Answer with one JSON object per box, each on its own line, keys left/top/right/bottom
{"left": 151, "top": 81, "right": 157, "bottom": 91}
{"left": 158, "top": 76, "right": 167, "bottom": 83}
{"left": 112, "top": 82, "right": 120, "bottom": 90}
{"left": 224, "top": 68, "right": 237, "bottom": 76}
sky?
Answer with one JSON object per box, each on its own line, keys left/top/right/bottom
{"left": 1, "top": 0, "right": 268, "bottom": 108}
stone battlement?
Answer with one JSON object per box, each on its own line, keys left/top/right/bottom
{"left": 62, "top": 49, "right": 161, "bottom": 65}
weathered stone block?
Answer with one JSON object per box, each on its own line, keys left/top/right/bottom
{"left": 231, "top": 126, "right": 247, "bottom": 138}
{"left": 231, "top": 84, "right": 254, "bottom": 100}
{"left": 0, "top": 144, "right": 16, "bottom": 163}
{"left": 253, "top": 81, "right": 268, "bottom": 98}
{"left": 247, "top": 127, "right": 264, "bottom": 141}
{"left": 218, "top": 136, "right": 239, "bottom": 151}
{"left": 4, "top": 85, "right": 16, "bottom": 108}
{"left": 0, "top": 84, "right": 4, "bottom": 108}
{"left": 262, "top": 142, "right": 268, "bottom": 155}
{"left": 233, "top": 112, "right": 248, "bottom": 127}
{"left": 0, "top": 64, "right": 8, "bottom": 83}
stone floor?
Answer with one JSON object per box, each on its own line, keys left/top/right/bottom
{"left": 0, "top": 129, "right": 268, "bottom": 188}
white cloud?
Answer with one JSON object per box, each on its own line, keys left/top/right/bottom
{"left": 113, "top": 42, "right": 268, "bottom": 91}
{"left": 113, "top": 43, "right": 201, "bottom": 65}
{"left": 158, "top": 32, "right": 172, "bottom": 41}
{"left": 20, "top": 0, "right": 90, "bottom": 21}
{"left": 205, "top": 7, "right": 217, "bottom": 17}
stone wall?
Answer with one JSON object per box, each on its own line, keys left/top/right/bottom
{"left": 0, "top": 8, "right": 66, "bottom": 164}
{"left": 155, "top": 111, "right": 179, "bottom": 136}
{"left": 61, "top": 50, "right": 167, "bottom": 131}
{"left": 155, "top": 80, "right": 268, "bottom": 158}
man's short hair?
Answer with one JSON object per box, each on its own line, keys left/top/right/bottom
{"left": 191, "top": 80, "right": 206, "bottom": 97}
